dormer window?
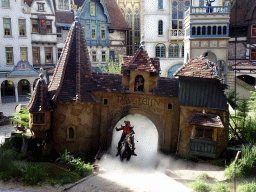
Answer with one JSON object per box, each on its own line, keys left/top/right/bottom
{"left": 38, "top": 3, "right": 44, "bottom": 11}
{"left": 90, "top": 2, "right": 95, "bottom": 16}
{"left": 134, "top": 75, "right": 144, "bottom": 92}
{"left": 58, "top": 0, "right": 69, "bottom": 10}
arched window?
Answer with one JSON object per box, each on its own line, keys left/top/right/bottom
{"left": 127, "top": 9, "right": 132, "bottom": 28}
{"left": 169, "top": 44, "right": 179, "bottom": 58}
{"left": 192, "top": 27, "right": 196, "bottom": 35}
{"left": 134, "top": 9, "right": 140, "bottom": 30}
{"left": 156, "top": 44, "right": 166, "bottom": 58}
{"left": 207, "top": 26, "right": 211, "bottom": 35}
{"left": 218, "top": 26, "right": 222, "bottom": 35}
{"left": 68, "top": 127, "right": 74, "bottom": 139}
{"left": 197, "top": 26, "right": 201, "bottom": 35}
{"left": 202, "top": 26, "right": 206, "bottom": 35}
{"left": 213, "top": 26, "right": 217, "bottom": 35}
{"left": 158, "top": 20, "right": 163, "bottom": 35}
{"left": 158, "top": 0, "right": 163, "bottom": 9}
{"left": 168, "top": 64, "right": 182, "bottom": 78}
{"left": 172, "top": 0, "right": 190, "bottom": 30}
{"left": 134, "top": 9, "right": 140, "bottom": 50}
{"left": 134, "top": 75, "right": 144, "bottom": 92}
{"left": 223, "top": 26, "right": 227, "bottom": 35}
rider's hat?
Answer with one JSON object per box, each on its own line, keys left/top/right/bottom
{"left": 124, "top": 120, "right": 130, "bottom": 124}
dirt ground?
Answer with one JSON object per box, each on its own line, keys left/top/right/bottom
{"left": 0, "top": 159, "right": 226, "bottom": 191}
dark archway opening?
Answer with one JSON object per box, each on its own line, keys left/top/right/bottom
{"left": 1, "top": 80, "right": 15, "bottom": 103}
{"left": 237, "top": 75, "right": 255, "bottom": 87}
{"left": 18, "top": 79, "right": 30, "bottom": 102}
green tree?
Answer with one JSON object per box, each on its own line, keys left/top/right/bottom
{"left": 99, "top": 55, "right": 123, "bottom": 74}
{"left": 9, "top": 107, "right": 29, "bottom": 129}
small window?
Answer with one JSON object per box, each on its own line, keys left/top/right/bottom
{"left": 158, "top": 20, "right": 163, "bottom": 35}
{"left": 32, "top": 19, "right": 39, "bottom": 33}
{"left": 213, "top": 26, "right": 217, "bottom": 35}
{"left": 168, "top": 44, "right": 179, "bottom": 58}
{"left": 168, "top": 104, "right": 172, "bottom": 109}
{"left": 197, "top": 27, "right": 201, "bottom": 35}
{"left": 202, "top": 26, "right": 206, "bottom": 35}
{"left": 134, "top": 75, "right": 144, "bottom": 92}
{"left": 181, "top": 45, "right": 184, "bottom": 58}
{"left": 3, "top": 18, "right": 11, "bottom": 36}
{"left": 5, "top": 47, "right": 13, "bottom": 64}
{"left": 20, "top": 47, "right": 27, "bottom": 61}
{"left": 33, "top": 47, "right": 40, "bottom": 64}
{"left": 158, "top": 0, "right": 163, "bottom": 9}
{"left": 196, "top": 127, "right": 213, "bottom": 140}
{"left": 103, "top": 98, "right": 108, "bottom": 105}
{"left": 192, "top": 27, "right": 196, "bottom": 35}
{"left": 102, "top": 51, "right": 106, "bottom": 62}
{"left": 45, "top": 47, "right": 52, "bottom": 64}
{"left": 91, "top": 25, "right": 96, "bottom": 39}
{"left": 207, "top": 26, "right": 211, "bottom": 35}
{"left": 101, "top": 25, "right": 106, "bottom": 39}
{"left": 92, "top": 51, "right": 97, "bottom": 62}
{"left": 156, "top": 44, "right": 166, "bottom": 58}
{"left": 223, "top": 26, "right": 227, "bottom": 35}
{"left": 68, "top": 128, "right": 74, "bottom": 139}
{"left": 38, "top": 3, "right": 44, "bottom": 11}
{"left": 90, "top": 2, "right": 95, "bottom": 16}
{"left": 33, "top": 113, "right": 45, "bottom": 124}
{"left": 252, "top": 25, "right": 256, "bottom": 37}
{"left": 251, "top": 49, "right": 256, "bottom": 61}
{"left": 58, "top": 48, "right": 62, "bottom": 60}
{"left": 218, "top": 26, "right": 222, "bottom": 35}
{"left": 46, "top": 21, "right": 52, "bottom": 33}
{"left": 19, "top": 19, "right": 26, "bottom": 37}
{"left": 2, "top": 0, "right": 9, "bottom": 8}
{"left": 57, "top": 27, "right": 62, "bottom": 37}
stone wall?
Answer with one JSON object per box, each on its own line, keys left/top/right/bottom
{"left": 177, "top": 106, "right": 229, "bottom": 158}
{"left": 109, "top": 30, "right": 127, "bottom": 61}
{"left": 228, "top": 42, "right": 247, "bottom": 60}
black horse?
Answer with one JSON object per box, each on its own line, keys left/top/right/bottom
{"left": 119, "top": 133, "right": 135, "bottom": 161}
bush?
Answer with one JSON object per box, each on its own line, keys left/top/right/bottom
{"left": 197, "top": 173, "right": 214, "bottom": 181}
{"left": 21, "top": 163, "right": 48, "bottom": 185}
{"left": 237, "top": 182, "right": 256, "bottom": 192}
{"left": 189, "top": 180, "right": 211, "bottom": 192}
{"left": 213, "top": 182, "right": 230, "bottom": 192}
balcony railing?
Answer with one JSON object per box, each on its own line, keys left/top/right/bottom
{"left": 189, "top": 138, "right": 217, "bottom": 158}
{"left": 185, "top": 6, "right": 230, "bottom": 18}
{"left": 169, "top": 29, "right": 185, "bottom": 40}
{"left": 86, "top": 39, "right": 110, "bottom": 47}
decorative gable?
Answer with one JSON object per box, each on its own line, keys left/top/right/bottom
{"left": 7, "top": 60, "right": 39, "bottom": 77}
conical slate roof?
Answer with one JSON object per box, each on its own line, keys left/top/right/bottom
{"left": 26, "top": 74, "right": 52, "bottom": 112}
{"left": 121, "top": 46, "right": 160, "bottom": 76}
{"left": 48, "top": 19, "right": 98, "bottom": 102}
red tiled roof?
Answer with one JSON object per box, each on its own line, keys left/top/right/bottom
{"left": 24, "top": 0, "right": 33, "bottom": 6}
{"left": 27, "top": 76, "right": 52, "bottom": 112}
{"left": 174, "top": 58, "right": 220, "bottom": 80}
{"left": 153, "top": 77, "right": 179, "bottom": 97}
{"left": 186, "top": 112, "right": 224, "bottom": 128}
{"left": 55, "top": 12, "right": 74, "bottom": 25}
{"left": 103, "top": 0, "right": 130, "bottom": 30}
{"left": 121, "top": 47, "right": 160, "bottom": 75}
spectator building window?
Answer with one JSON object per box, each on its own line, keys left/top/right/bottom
{"left": 92, "top": 51, "right": 97, "bottom": 62}
{"left": 46, "top": 21, "right": 52, "bottom": 33}
{"left": 5, "top": 47, "right": 13, "bottom": 64}
{"left": 101, "top": 25, "right": 106, "bottom": 39}
{"left": 172, "top": 0, "right": 190, "bottom": 32}
{"left": 38, "top": 3, "right": 44, "bottom": 11}
{"left": 158, "top": 0, "right": 163, "bottom": 9}
{"left": 3, "top": 18, "right": 11, "bottom": 36}
{"left": 58, "top": 0, "right": 69, "bottom": 10}
{"left": 155, "top": 44, "right": 166, "bottom": 58}
{"left": 19, "top": 19, "right": 26, "bottom": 37}
{"left": 45, "top": 48, "right": 52, "bottom": 64}
{"left": 158, "top": 20, "right": 163, "bottom": 35}
{"left": 102, "top": 51, "right": 106, "bottom": 62}
{"left": 20, "top": 47, "right": 27, "bottom": 61}
{"left": 33, "top": 47, "right": 40, "bottom": 64}
{"left": 90, "top": 2, "right": 95, "bottom": 16}
{"left": 251, "top": 49, "right": 256, "bottom": 61}
{"left": 196, "top": 127, "right": 214, "bottom": 140}
{"left": 32, "top": 19, "right": 39, "bottom": 33}
{"left": 57, "top": 27, "right": 62, "bottom": 37}
{"left": 1, "top": 0, "right": 9, "bottom": 8}
{"left": 169, "top": 44, "right": 179, "bottom": 58}
{"left": 58, "top": 48, "right": 62, "bottom": 60}
{"left": 252, "top": 25, "right": 256, "bottom": 37}
{"left": 91, "top": 24, "right": 96, "bottom": 39}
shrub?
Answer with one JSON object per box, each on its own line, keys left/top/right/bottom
{"left": 213, "top": 182, "right": 230, "bottom": 192}
{"left": 189, "top": 180, "right": 211, "bottom": 192}
{"left": 211, "top": 159, "right": 225, "bottom": 167}
{"left": 21, "top": 163, "right": 48, "bottom": 185}
{"left": 197, "top": 173, "right": 214, "bottom": 181}
{"left": 237, "top": 182, "right": 256, "bottom": 192}
{"left": 224, "top": 161, "right": 242, "bottom": 180}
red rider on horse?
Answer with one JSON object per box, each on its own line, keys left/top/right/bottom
{"left": 116, "top": 120, "right": 137, "bottom": 156}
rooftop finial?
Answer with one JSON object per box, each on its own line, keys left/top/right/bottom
{"left": 139, "top": 40, "right": 145, "bottom": 50}
{"left": 39, "top": 73, "right": 44, "bottom": 79}
{"left": 75, "top": 16, "right": 79, "bottom": 22}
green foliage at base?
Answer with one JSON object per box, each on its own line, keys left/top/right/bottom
{"left": 237, "top": 182, "right": 256, "bottom": 192}
{"left": 189, "top": 180, "right": 211, "bottom": 192}
{"left": 98, "top": 55, "right": 122, "bottom": 74}
{"left": 21, "top": 163, "right": 48, "bottom": 185}
{"left": 212, "top": 182, "right": 230, "bottom": 192}
{"left": 197, "top": 173, "right": 214, "bottom": 181}
{"left": 9, "top": 107, "right": 29, "bottom": 129}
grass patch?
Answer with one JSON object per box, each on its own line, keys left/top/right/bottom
{"left": 197, "top": 173, "right": 214, "bottom": 181}
{"left": 237, "top": 182, "right": 256, "bottom": 192}
{"left": 189, "top": 180, "right": 211, "bottom": 192}
{"left": 213, "top": 182, "right": 230, "bottom": 192}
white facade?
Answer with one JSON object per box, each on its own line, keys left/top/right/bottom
{"left": 0, "top": 0, "right": 32, "bottom": 67}
{"left": 141, "top": 0, "right": 226, "bottom": 77}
